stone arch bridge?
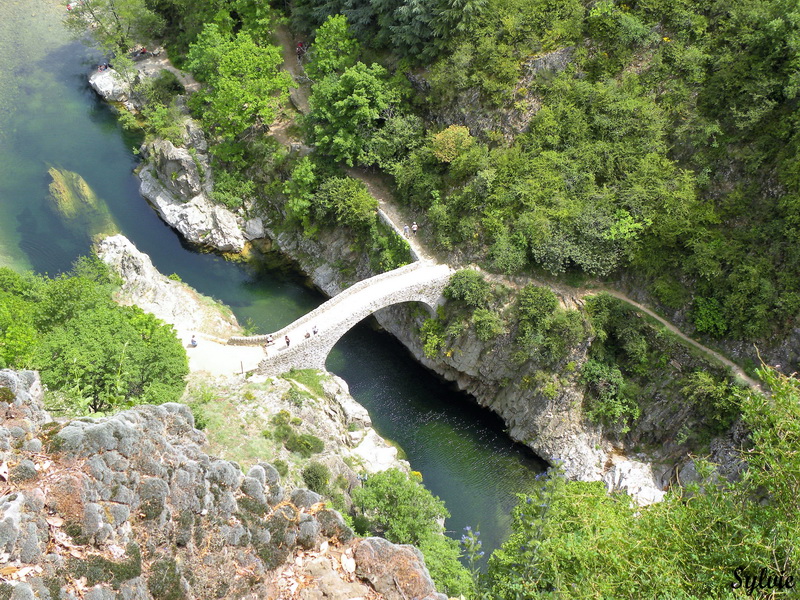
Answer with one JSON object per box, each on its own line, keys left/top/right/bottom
{"left": 228, "top": 262, "right": 455, "bottom": 376}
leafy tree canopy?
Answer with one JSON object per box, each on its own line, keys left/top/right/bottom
{"left": 187, "top": 24, "right": 292, "bottom": 142}
{"left": 0, "top": 259, "right": 187, "bottom": 415}
{"left": 308, "top": 62, "right": 400, "bottom": 166}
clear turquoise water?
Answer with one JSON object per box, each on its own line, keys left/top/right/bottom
{"left": 0, "top": 0, "right": 545, "bottom": 560}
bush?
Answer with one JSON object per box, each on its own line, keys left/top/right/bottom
{"left": 692, "top": 297, "right": 728, "bottom": 336}
{"left": 285, "top": 433, "right": 325, "bottom": 457}
{"left": 272, "top": 459, "right": 289, "bottom": 477}
{"left": 472, "top": 308, "right": 505, "bottom": 341}
{"left": 444, "top": 270, "right": 491, "bottom": 308}
{"left": 581, "top": 359, "right": 640, "bottom": 431}
{"left": 302, "top": 462, "right": 330, "bottom": 494}
{"left": 352, "top": 469, "right": 472, "bottom": 597}
{"left": 146, "top": 70, "right": 185, "bottom": 106}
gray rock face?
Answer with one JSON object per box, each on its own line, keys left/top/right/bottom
{"left": 138, "top": 165, "right": 246, "bottom": 253}
{"left": 0, "top": 371, "right": 445, "bottom": 598}
{"left": 88, "top": 69, "right": 130, "bottom": 102}
{"left": 260, "top": 219, "right": 670, "bottom": 503}
{"left": 96, "top": 234, "right": 242, "bottom": 339}
{"left": 148, "top": 139, "right": 204, "bottom": 199}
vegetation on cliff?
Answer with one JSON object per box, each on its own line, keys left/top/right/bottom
{"left": 486, "top": 367, "right": 800, "bottom": 599}
{"left": 0, "top": 257, "right": 187, "bottom": 413}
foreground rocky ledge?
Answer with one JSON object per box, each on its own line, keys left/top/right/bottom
{"left": 0, "top": 369, "right": 445, "bottom": 599}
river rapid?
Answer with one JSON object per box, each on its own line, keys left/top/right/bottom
{"left": 0, "top": 0, "right": 545, "bottom": 559}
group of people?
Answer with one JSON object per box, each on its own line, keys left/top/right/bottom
{"left": 403, "top": 222, "right": 419, "bottom": 237}
{"left": 264, "top": 325, "right": 319, "bottom": 352}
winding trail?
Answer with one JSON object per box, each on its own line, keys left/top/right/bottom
{"left": 267, "top": 30, "right": 764, "bottom": 393}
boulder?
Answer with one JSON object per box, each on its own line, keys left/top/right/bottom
{"left": 138, "top": 166, "right": 246, "bottom": 253}
{"left": 89, "top": 68, "right": 130, "bottom": 102}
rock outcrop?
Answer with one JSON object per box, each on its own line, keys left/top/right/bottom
{"left": 96, "top": 234, "right": 241, "bottom": 340}
{"left": 88, "top": 68, "right": 130, "bottom": 103}
{"left": 253, "top": 225, "right": 668, "bottom": 504}
{"left": 0, "top": 369, "right": 445, "bottom": 599}
{"left": 138, "top": 157, "right": 246, "bottom": 254}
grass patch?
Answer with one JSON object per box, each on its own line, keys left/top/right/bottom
{"left": 282, "top": 368, "right": 330, "bottom": 399}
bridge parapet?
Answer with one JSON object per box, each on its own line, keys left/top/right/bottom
{"left": 228, "top": 261, "right": 433, "bottom": 346}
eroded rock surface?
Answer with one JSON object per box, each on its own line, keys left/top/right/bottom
{"left": 0, "top": 369, "right": 442, "bottom": 598}
{"left": 88, "top": 69, "right": 130, "bottom": 103}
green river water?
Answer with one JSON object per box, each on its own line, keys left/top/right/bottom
{"left": 0, "top": 0, "right": 545, "bottom": 559}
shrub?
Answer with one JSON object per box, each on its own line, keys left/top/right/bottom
{"left": 272, "top": 459, "right": 289, "bottom": 477}
{"left": 431, "top": 125, "right": 475, "bottom": 163}
{"left": 302, "top": 462, "right": 330, "bottom": 494}
{"left": 692, "top": 297, "right": 728, "bottom": 336}
{"left": 581, "top": 359, "right": 640, "bottom": 431}
{"left": 444, "top": 270, "right": 491, "bottom": 308}
{"left": 285, "top": 433, "right": 324, "bottom": 457}
{"left": 472, "top": 308, "right": 505, "bottom": 341}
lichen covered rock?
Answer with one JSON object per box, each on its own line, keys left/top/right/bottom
{"left": 0, "top": 369, "right": 443, "bottom": 598}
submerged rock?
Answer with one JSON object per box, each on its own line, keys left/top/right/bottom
{"left": 47, "top": 167, "right": 119, "bottom": 239}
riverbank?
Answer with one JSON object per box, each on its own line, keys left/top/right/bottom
{"left": 95, "top": 233, "right": 410, "bottom": 484}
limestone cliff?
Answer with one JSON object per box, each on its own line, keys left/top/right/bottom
{"left": 0, "top": 369, "right": 445, "bottom": 599}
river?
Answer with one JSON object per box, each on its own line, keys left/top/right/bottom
{"left": 0, "top": 0, "right": 545, "bottom": 559}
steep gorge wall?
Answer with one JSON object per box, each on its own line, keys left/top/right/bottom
{"left": 259, "top": 224, "right": 669, "bottom": 503}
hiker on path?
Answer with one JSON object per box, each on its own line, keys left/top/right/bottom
{"left": 403, "top": 224, "right": 410, "bottom": 237}
{"left": 285, "top": 335, "right": 291, "bottom": 347}
{"left": 412, "top": 222, "right": 418, "bottom": 235}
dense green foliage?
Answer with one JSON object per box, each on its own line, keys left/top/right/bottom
{"left": 307, "top": 62, "right": 400, "bottom": 166}
{"left": 301, "top": 461, "right": 330, "bottom": 494}
{"left": 487, "top": 367, "right": 800, "bottom": 599}
{"left": 304, "top": 15, "right": 360, "bottom": 81}
{"left": 352, "top": 469, "right": 473, "bottom": 597}
{"left": 79, "top": 0, "right": 800, "bottom": 342}
{"left": 64, "top": 0, "right": 164, "bottom": 55}
{"left": 0, "top": 259, "right": 187, "bottom": 413}
{"left": 187, "top": 25, "right": 292, "bottom": 143}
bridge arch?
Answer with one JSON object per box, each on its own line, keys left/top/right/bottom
{"left": 228, "top": 262, "right": 454, "bottom": 376}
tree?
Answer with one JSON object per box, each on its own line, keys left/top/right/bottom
{"left": 64, "top": 0, "right": 165, "bottom": 54}
{"left": 313, "top": 177, "right": 377, "bottom": 231}
{"left": 305, "top": 15, "right": 360, "bottom": 81}
{"left": 283, "top": 157, "right": 318, "bottom": 228}
{"left": 0, "top": 259, "right": 188, "bottom": 415}
{"left": 308, "top": 62, "right": 399, "bottom": 166}
{"left": 35, "top": 305, "right": 187, "bottom": 414}
{"left": 488, "top": 367, "right": 800, "bottom": 599}
{"left": 187, "top": 25, "right": 292, "bottom": 142}
{"left": 352, "top": 469, "right": 473, "bottom": 596}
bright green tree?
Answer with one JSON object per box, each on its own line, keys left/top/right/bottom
{"left": 313, "top": 177, "right": 377, "bottom": 231}
{"left": 187, "top": 25, "right": 292, "bottom": 142}
{"left": 305, "top": 15, "right": 360, "bottom": 81}
{"left": 308, "top": 62, "right": 399, "bottom": 166}
{"left": 64, "top": 0, "right": 165, "bottom": 54}
{"left": 35, "top": 305, "right": 187, "bottom": 414}
{"left": 283, "top": 157, "right": 317, "bottom": 228}
{"left": 352, "top": 469, "right": 473, "bottom": 596}
{"left": 488, "top": 366, "right": 800, "bottom": 599}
